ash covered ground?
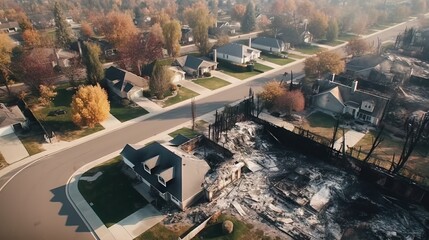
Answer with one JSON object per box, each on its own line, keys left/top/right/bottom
{"left": 186, "top": 121, "right": 429, "bottom": 240}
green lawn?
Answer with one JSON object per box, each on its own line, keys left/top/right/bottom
{"left": 110, "top": 101, "right": 148, "bottom": 122}
{"left": 136, "top": 223, "right": 191, "bottom": 240}
{"left": 253, "top": 63, "right": 273, "bottom": 72}
{"left": 16, "top": 128, "right": 45, "bottom": 155}
{"left": 261, "top": 53, "right": 296, "bottom": 65}
{"left": 302, "top": 111, "right": 338, "bottom": 139}
{"left": 163, "top": 87, "right": 199, "bottom": 107}
{"left": 220, "top": 68, "right": 260, "bottom": 80}
{"left": 78, "top": 156, "right": 148, "bottom": 227}
{"left": 287, "top": 53, "right": 306, "bottom": 59}
{"left": 168, "top": 127, "right": 199, "bottom": 138}
{"left": 294, "top": 45, "right": 327, "bottom": 55}
{"left": 193, "top": 77, "right": 231, "bottom": 90}
{"left": 33, "top": 85, "right": 104, "bottom": 141}
{"left": 316, "top": 40, "right": 345, "bottom": 46}
{"left": 195, "top": 214, "right": 281, "bottom": 240}
{"left": 338, "top": 33, "right": 358, "bottom": 42}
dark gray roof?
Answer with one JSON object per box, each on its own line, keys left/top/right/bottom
{"left": 215, "top": 43, "right": 260, "bottom": 58}
{"left": 346, "top": 55, "right": 385, "bottom": 72}
{"left": 120, "top": 142, "right": 210, "bottom": 202}
{"left": 252, "top": 37, "right": 284, "bottom": 49}
{"left": 175, "top": 55, "right": 217, "bottom": 71}
{"left": 316, "top": 80, "right": 389, "bottom": 120}
{"left": 105, "top": 66, "right": 148, "bottom": 91}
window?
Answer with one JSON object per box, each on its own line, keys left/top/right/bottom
{"left": 158, "top": 176, "right": 166, "bottom": 187}
{"left": 143, "top": 164, "right": 151, "bottom": 174}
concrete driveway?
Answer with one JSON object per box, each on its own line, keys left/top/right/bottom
{"left": 334, "top": 130, "right": 366, "bottom": 151}
{"left": 0, "top": 133, "right": 29, "bottom": 164}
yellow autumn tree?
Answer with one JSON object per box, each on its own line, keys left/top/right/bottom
{"left": 258, "top": 80, "right": 286, "bottom": 109}
{"left": 71, "top": 84, "right": 110, "bottom": 128}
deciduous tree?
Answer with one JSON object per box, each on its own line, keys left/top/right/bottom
{"left": 38, "top": 85, "right": 57, "bottom": 106}
{"left": 0, "top": 33, "right": 14, "bottom": 96}
{"left": 308, "top": 11, "right": 328, "bottom": 39}
{"left": 304, "top": 51, "right": 345, "bottom": 78}
{"left": 149, "top": 61, "right": 173, "bottom": 99}
{"left": 258, "top": 80, "right": 286, "bottom": 109}
{"left": 274, "top": 90, "right": 305, "bottom": 113}
{"left": 326, "top": 18, "right": 339, "bottom": 42}
{"left": 346, "top": 37, "right": 370, "bottom": 57}
{"left": 231, "top": 4, "right": 245, "bottom": 21}
{"left": 22, "top": 29, "right": 41, "bottom": 47}
{"left": 82, "top": 42, "right": 104, "bottom": 85}
{"left": 80, "top": 21, "right": 94, "bottom": 39}
{"left": 53, "top": 1, "right": 73, "bottom": 47}
{"left": 71, "top": 84, "right": 110, "bottom": 128}
{"left": 162, "top": 20, "right": 182, "bottom": 57}
{"left": 95, "top": 11, "right": 138, "bottom": 48}
{"left": 241, "top": 2, "right": 256, "bottom": 33}
{"left": 184, "top": 1, "right": 215, "bottom": 55}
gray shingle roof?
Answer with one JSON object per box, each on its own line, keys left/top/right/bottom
{"left": 120, "top": 142, "right": 210, "bottom": 202}
{"left": 175, "top": 55, "right": 217, "bottom": 71}
{"left": 105, "top": 66, "right": 148, "bottom": 92}
{"left": 0, "top": 104, "right": 25, "bottom": 128}
{"left": 215, "top": 43, "right": 260, "bottom": 59}
{"left": 252, "top": 37, "right": 284, "bottom": 49}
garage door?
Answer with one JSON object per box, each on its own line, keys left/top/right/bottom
{"left": 0, "top": 125, "right": 14, "bottom": 136}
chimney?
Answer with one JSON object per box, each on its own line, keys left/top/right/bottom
{"left": 213, "top": 49, "right": 217, "bottom": 62}
{"left": 249, "top": 37, "right": 252, "bottom": 47}
{"left": 351, "top": 80, "right": 358, "bottom": 93}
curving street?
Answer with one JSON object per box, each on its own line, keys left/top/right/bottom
{"left": 0, "top": 18, "right": 421, "bottom": 240}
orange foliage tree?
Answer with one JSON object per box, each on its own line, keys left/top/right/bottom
{"left": 274, "top": 90, "right": 305, "bottom": 113}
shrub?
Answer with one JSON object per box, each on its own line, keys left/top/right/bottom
{"left": 203, "top": 72, "right": 211, "bottom": 77}
{"left": 170, "top": 84, "right": 178, "bottom": 92}
{"left": 121, "top": 98, "right": 131, "bottom": 106}
{"left": 143, "top": 90, "right": 152, "bottom": 98}
{"left": 222, "top": 220, "right": 234, "bottom": 234}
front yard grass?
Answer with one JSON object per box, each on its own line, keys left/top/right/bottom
{"left": 316, "top": 39, "right": 345, "bottom": 46}
{"left": 32, "top": 85, "right": 104, "bottom": 141}
{"left": 287, "top": 53, "right": 306, "bottom": 59}
{"left": 163, "top": 86, "right": 199, "bottom": 107}
{"left": 135, "top": 223, "right": 191, "bottom": 240}
{"left": 294, "top": 45, "right": 327, "bottom": 55}
{"left": 78, "top": 156, "right": 148, "bottom": 227}
{"left": 338, "top": 33, "right": 358, "bottom": 42}
{"left": 301, "top": 111, "right": 338, "bottom": 139}
{"left": 16, "top": 128, "right": 45, "bottom": 155}
{"left": 253, "top": 63, "right": 273, "bottom": 72}
{"left": 193, "top": 77, "right": 231, "bottom": 90}
{"left": 194, "top": 214, "right": 281, "bottom": 240}
{"left": 168, "top": 127, "right": 199, "bottom": 138}
{"left": 109, "top": 100, "right": 148, "bottom": 122}
{"left": 261, "top": 53, "right": 296, "bottom": 65}
{"left": 220, "top": 67, "right": 260, "bottom": 80}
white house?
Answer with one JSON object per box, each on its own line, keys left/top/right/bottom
{"left": 214, "top": 43, "right": 261, "bottom": 65}
{"left": 250, "top": 37, "right": 287, "bottom": 53}
{"left": 174, "top": 55, "right": 218, "bottom": 77}
{"left": 0, "top": 103, "right": 27, "bottom": 136}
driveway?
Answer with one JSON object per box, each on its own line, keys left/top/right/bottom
{"left": 0, "top": 133, "right": 29, "bottom": 164}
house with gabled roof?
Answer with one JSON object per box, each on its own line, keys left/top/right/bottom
{"left": 214, "top": 43, "right": 261, "bottom": 64}
{"left": 174, "top": 55, "right": 218, "bottom": 77}
{"left": 0, "top": 103, "right": 27, "bottom": 136}
{"left": 250, "top": 37, "right": 288, "bottom": 54}
{"left": 104, "top": 66, "right": 148, "bottom": 100}
{"left": 120, "top": 139, "right": 211, "bottom": 210}
{"left": 312, "top": 79, "right": 390, "bottom": 126}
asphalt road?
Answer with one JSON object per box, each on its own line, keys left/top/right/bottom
{"left": 0, "top": 18, "right": 421, "bottom": 240}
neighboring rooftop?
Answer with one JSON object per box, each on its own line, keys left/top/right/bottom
{"left": 216, "top": 43, "right": 261, "bottom": 58}
{"left": 0, "top": 103, "right": 26, "bottom": 128}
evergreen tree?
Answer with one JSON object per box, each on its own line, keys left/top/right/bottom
{"left": 82, "top": 42, "right": 104, "bottom": 85}
{"left": 326, "top": 18, "right": 339, "bottom": 42}
{"left": 53, "top": 1, "right": 73, "bottom": 47}
{"left": 241, "top": 2, "right": 256, "bottom": 33}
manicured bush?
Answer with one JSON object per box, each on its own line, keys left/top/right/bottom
{"left": 170, "top": 83, "right": 178, "bottom": 92}
{"left": 222, "top": 220, "right": 234, "bottom": 234}
{"left": 121, "top": 98, "right": 130, "bottom": 106}
{"left": 203, "top": 72, "right": 211, "bottom": 77}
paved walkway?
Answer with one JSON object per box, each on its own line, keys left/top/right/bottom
{"left": 109, "top": 204, "right": 165, "bottom": 239}
{"left": 259, "top": 113, "right": 295, "bottom": 131}
{"left": 100, "top": 114, "right": 122, "bottom": 129}
{"left": 333, "top": 130, "right": 366, "bottom": 151}
{"left": 178, "top": 79, "right": 211, "bottom": 95}
{"left": 211, "top": 71, "right": 241, "bottom": 84}
{"left": 0, "top": 133, "right": 29, "bottom": 164}
{"left": 133, "top": 97, "right": 163, "bottom": 113}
